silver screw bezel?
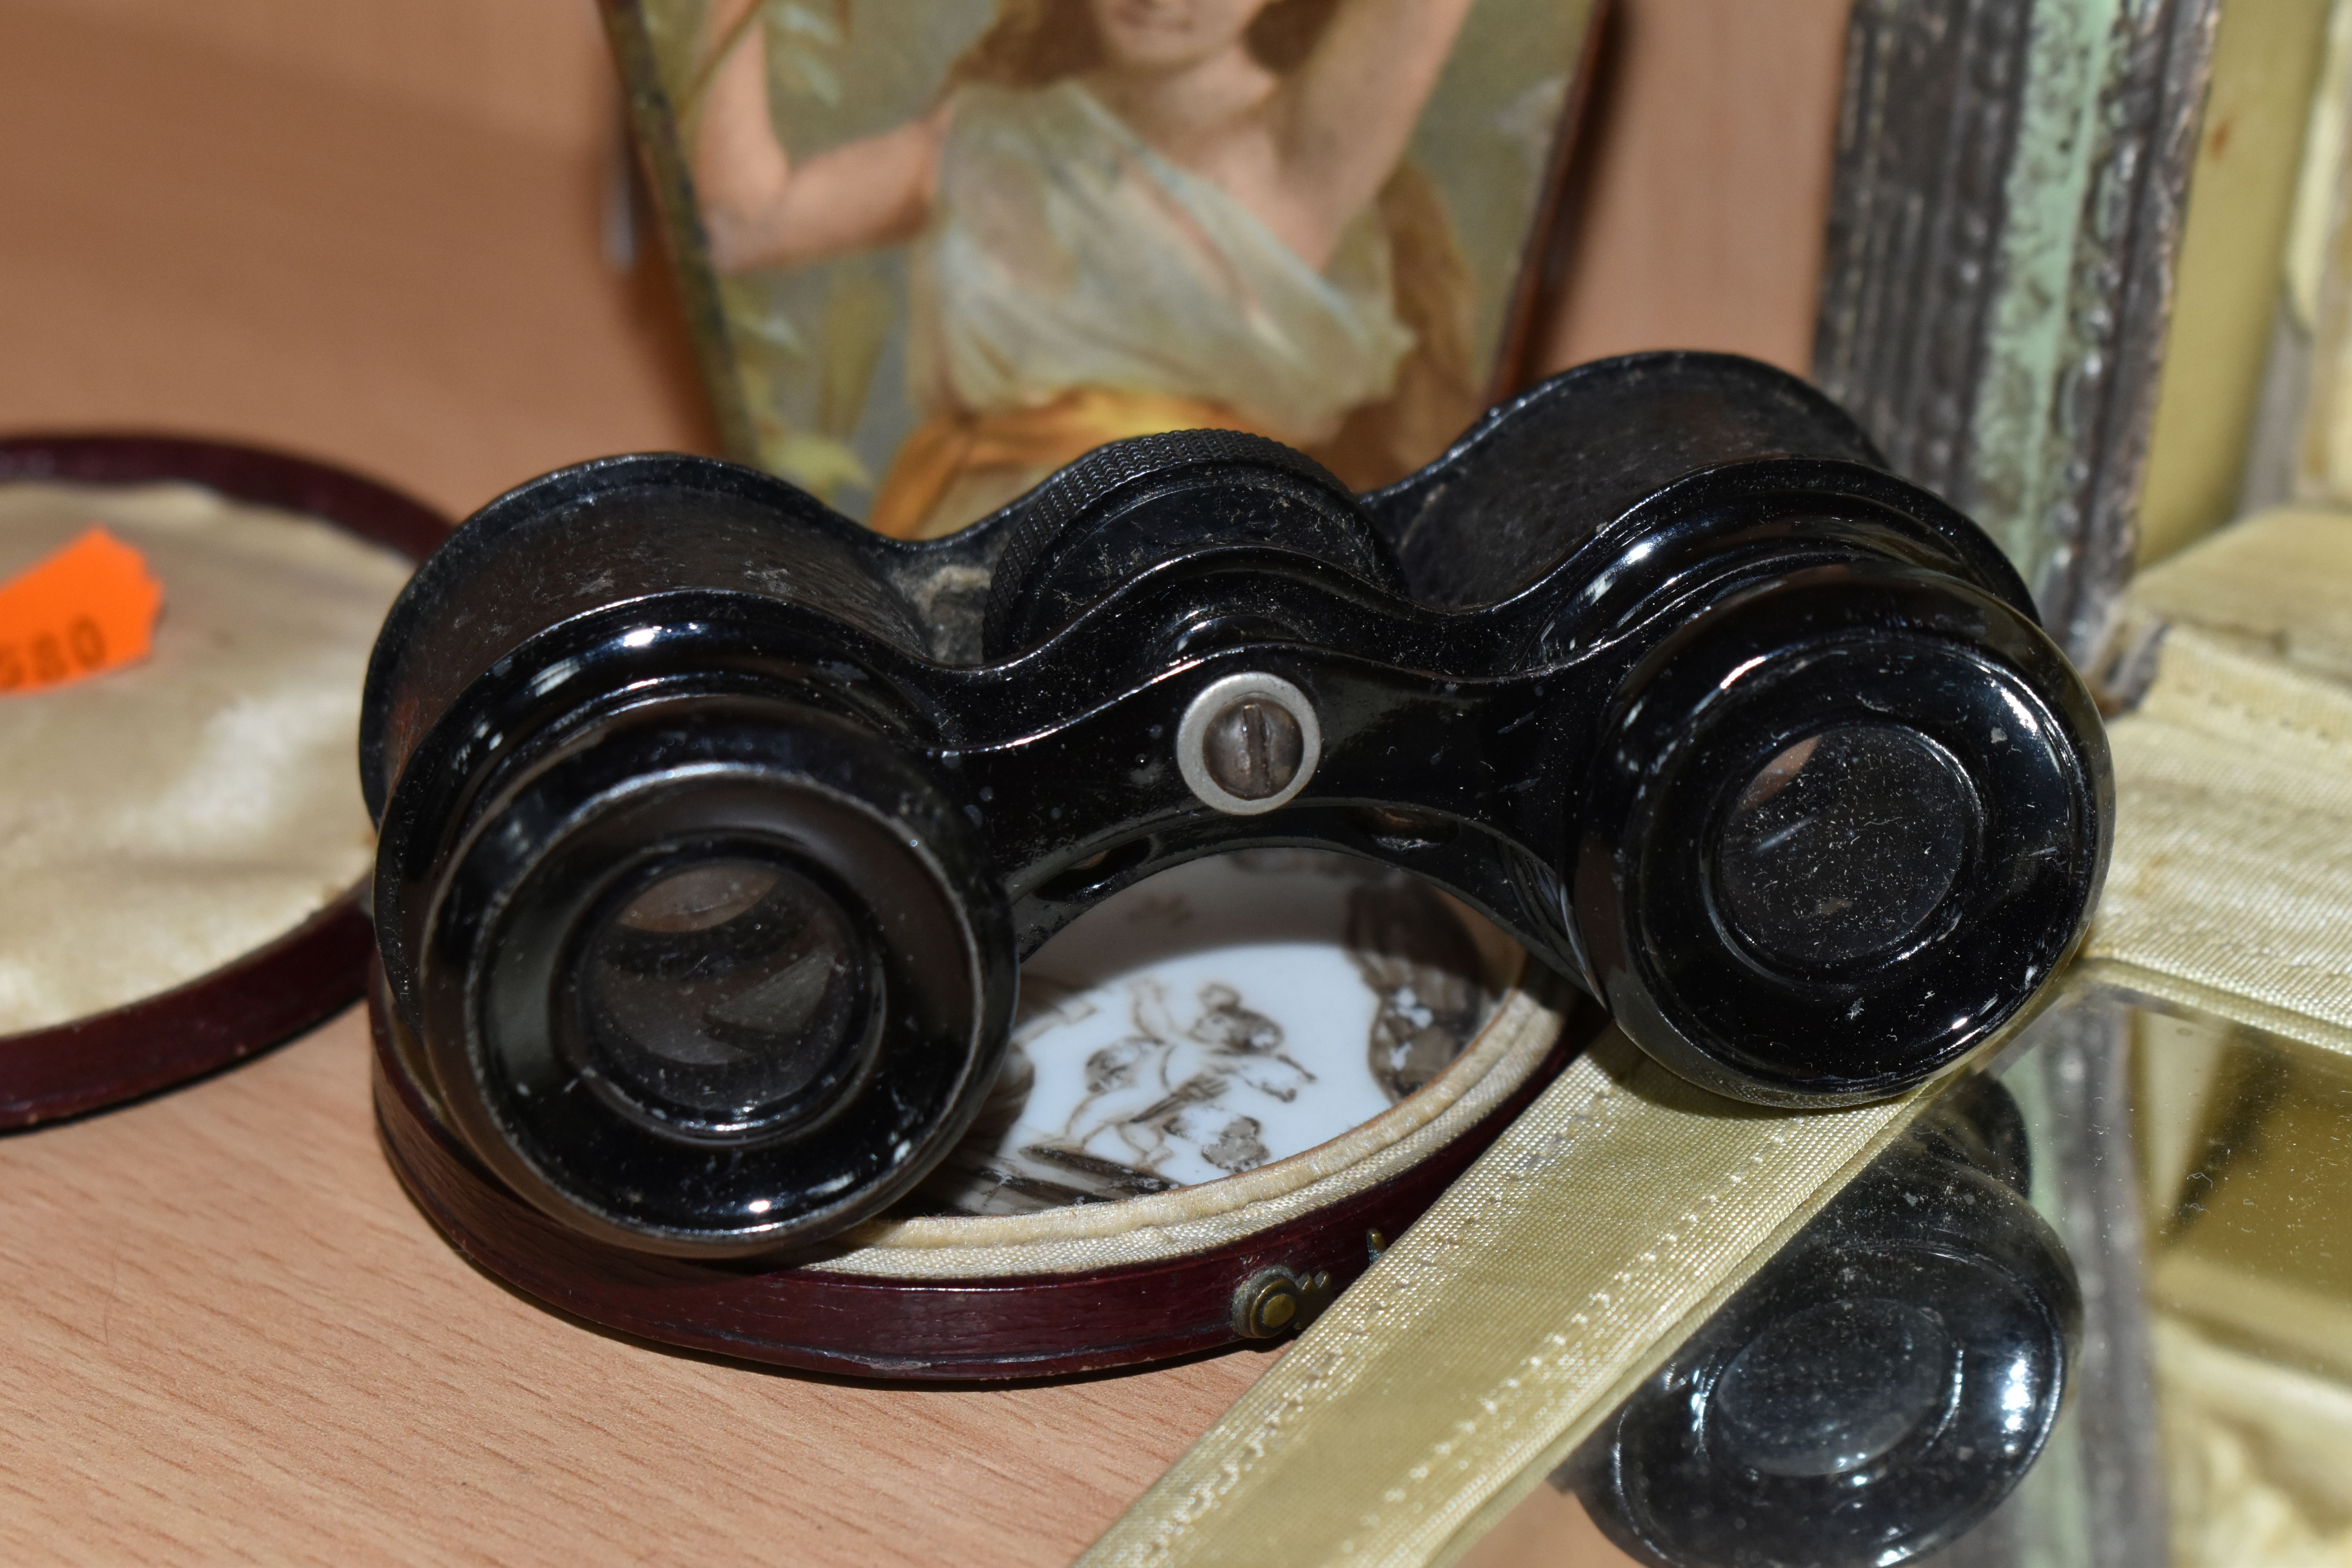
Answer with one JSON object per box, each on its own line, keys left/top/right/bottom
{"left": 1177, "top": 671, "right": 1321, "bottom": 816}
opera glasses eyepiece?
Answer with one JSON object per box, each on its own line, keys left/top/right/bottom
{"left": 1706, "top": 1296, "right": 1960, "bottom": 1480}
{"left": 361, "top": 352, "right": 2112, "bottom": 1256}
{"left": 1713, "top": 724, "right": 1972, "bottom": 972}
{"left": 1566, "top": 1075, "right": 2080, "bottom": 1567}
{"left": 397, "top": 695, "right": 1010, "bottom": 1254}
{"left": 568, "top": 850, "right": 871, "bottom": 1137}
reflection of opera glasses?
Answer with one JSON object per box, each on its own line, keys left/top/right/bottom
{"left": 1567, "top": 1077, "right": 2081, "bottom": 1567}
{"left": 361, "top": 351, "right": 2111, "bottom": 1258}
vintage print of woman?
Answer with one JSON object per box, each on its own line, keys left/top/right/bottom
{"left": 646, "top": 0, "right": 1590, "bottom": 539}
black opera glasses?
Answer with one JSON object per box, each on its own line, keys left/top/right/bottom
{"left": 1569, "top": 1075, "right": 2080, "bottom": 1567}
{"left": 361, "top": 352, "right": 2111, "bottom": 1258}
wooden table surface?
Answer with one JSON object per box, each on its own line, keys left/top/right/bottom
{"left": 0, "top": 1006, "right": 1283, "bottom": 1564}
{"left": 0, "top": 4, "right": 1835, "bottom": 1561}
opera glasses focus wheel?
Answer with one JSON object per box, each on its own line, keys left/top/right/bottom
{"left": 979, "top": 427, "right": 1404, "bottom": 659}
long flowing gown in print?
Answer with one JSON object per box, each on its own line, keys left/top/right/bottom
{"left": 871, "top": 79, "right": 1414, "bottom": 537}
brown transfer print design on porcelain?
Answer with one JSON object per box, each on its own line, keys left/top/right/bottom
{"left": 916, "top": 853, "right": 1497, "bottom": 1216}
{"left": 1347, "top": 876, "right": 1485, "bottom": 1102}
{"left": 1052, "top": 977, "right": 1308, "bottom": 1178}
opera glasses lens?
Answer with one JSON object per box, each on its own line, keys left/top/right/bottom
{"left": 1712, "top": 725, "right": 1974, "bottom": 973}
{"left": 360, "top": 351, "right": 2111, "bottom": 1256}
{"left": 1566, "top": 1076, "right": 2081, "bottom": 1567}
{"left": 1707, "top": 1296, "right": 1958, "bottom": 1480}
{"left": 566, "top": 853, "right": 873, "bottom": 1138}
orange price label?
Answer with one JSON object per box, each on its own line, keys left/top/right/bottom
{"left": 0, "top": 527, "right": 165, "bottom": 697}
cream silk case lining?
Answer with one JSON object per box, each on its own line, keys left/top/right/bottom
{"left": 0, "top": 481, "right": 412, "bottom": 1036}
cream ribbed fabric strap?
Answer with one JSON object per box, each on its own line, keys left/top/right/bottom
{"left": 2088, "top": 504, "right": 2352, "bottom": 1057}
{"left": 1077, "top": 1027, "right": 1929, "bottom": 1568}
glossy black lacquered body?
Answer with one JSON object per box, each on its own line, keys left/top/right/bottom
{"left": 363, "top": 352, "right": 2111, "bottom": 1257}
{"left": 1568, "top": 1076, "right": 2081, "bottom": 1567}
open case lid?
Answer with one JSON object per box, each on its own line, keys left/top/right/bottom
{"left": 0, "top": 435, "right": 444, "bottom": 1126}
